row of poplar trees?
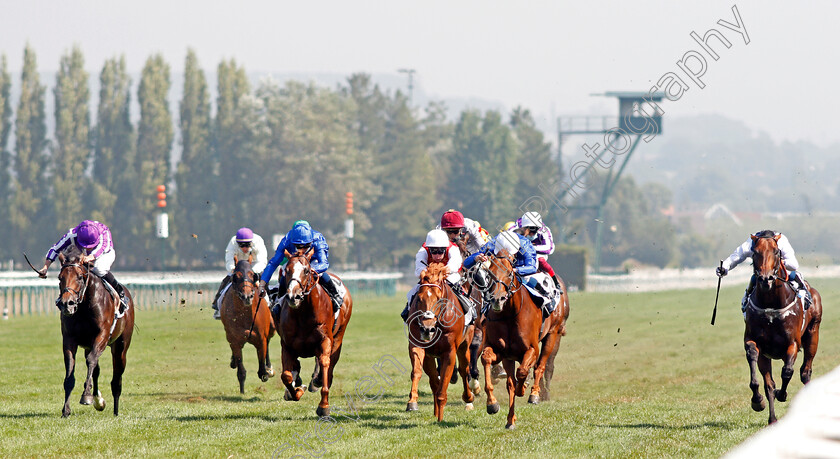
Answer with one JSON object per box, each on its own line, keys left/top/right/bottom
{"left": 0, "top": 45, "right": 561, "bottom": 270}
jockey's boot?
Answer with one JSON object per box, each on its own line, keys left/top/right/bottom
{"left": 741, "top": 274, "right": 756, "bottom": 318}
{"left": 448, "top": 281, "right": 474, "bottom": 324}
{"left": 552, "top": 275, "right": 563, "bottom": 295}
{"left": 401, "top": 302, "right": 410, "bottom": 322}
{"left": 319, "top": 273, "right": 342, "bottom": 313}
{"left": 792, "top": 271, "right": 812, "bottom": 310}
{"left": 212, "top": 275, "right": 232, "bottom": 319}
{"left": 102, "top": 272, "right": 128, "bottom": 314}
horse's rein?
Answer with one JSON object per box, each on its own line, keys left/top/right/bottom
{"left": 60, "top": 263, "right": 92, "bottom": 302}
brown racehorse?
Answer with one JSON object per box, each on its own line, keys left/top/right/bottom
{"left": 405, "top": 263, "right": 476, "bottom": 420}
{"left": 481, "top": 249, "right": 565, "bottom": 429}
{"left": 220, "top": 257, "right": 275, "bottom": 393}
{"left": 56, "top": 254, "right": 134, "bottom": 417}
{"left": 273, "top": 248, "right": 352, "bottom": 417}
{"left": 745, "top": 234, "right": 822, "bottom": 424}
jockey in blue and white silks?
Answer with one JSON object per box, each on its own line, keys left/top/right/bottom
{"left": 38, "top": 220, "right": 128, "bottom": 312}
{"left": 716, "top": 229, "right": 812, "bottom": 313}
{"left": 464, "top": 230, "right": 538, "bottom": 277}
{"left": 260, "top": 221, "right": 342, "bottom": 311}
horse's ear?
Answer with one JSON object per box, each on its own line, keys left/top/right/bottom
{"left": 252, "top": 272, "right": 260, "bottom": 284}
{"left": 234, "top": 254, "right": 239, "bottom": 264}
{"left": 283, "top": 249, "right": 292, "bottom": 260}
{"left": 773, "top": 234, "right": 781, "bottom": 242}
{"left": 58, "top": 253, "right": 66, "bottom": 265}
{"left": 248, "top": 251, "right": 254, "bottom": 264}
{"left": 750, "top": 234, "right": 757, "bottom": 241}
{"left": 305, "top": 249, "right": 314, "bottom": 262}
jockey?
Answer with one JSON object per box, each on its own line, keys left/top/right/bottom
{"left": 510, "top": 211, "right": 561, "bottom": 291}
{"left": 400, "top": 229, "right": 473, "bottom": 323}
{"left": 436, "top": 209, "right": 492, "bottom": 256}
{"left": 716, "top": 229, "right": 812, "bottom": 314}
{"left": 260, "top": 221, "right": 343, "bottom": 312}
{"left": 38, "top": 220, "right": 128, "bottom": 313}
{"left": 211, "top": 227, "right": 268, "bottom": 319}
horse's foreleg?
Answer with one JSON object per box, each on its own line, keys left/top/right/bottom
{"left": 82, "top": 339, "right": 107, "bottom": 406}
{"left": 255, "top": 338, "right": 269, "bottom": 383}
{"left": 457, "top": 336, "right": 475, "bottom": 408}
{"left": 759, "top": 356, "right": 777, "bottom": 424}
{"left": 406, "top": 346, "right": 424, "bottom": 411}
{"left": 745, "top": 340, "right": 765, "bottom": 412}
{"left": 540, "top": 333, "right": 562, "bottom": 402}
{"left": 110, "top": 337, "right": 127, "bottom": 416}
{"left": 515, "top": 346, "right": 537, "bottom": 398}
{"left": 775, "top": 343, "right": 798, "bottom": 403}
{"left": 80, "top": 349, "right": 94, "bottom": 405}
{"left": 229, "top": 341, "right": 246, "bottom": 394}
{"left": 482, "top": 346, "right": 500, "bottom": 415}
{"left": 531, "top": 329, "right": 562, "bottom": 404}
{"left": 264, "top": 340, "right": 275, "bottom": 379}
{"left": 435, "top": 350, "right": 457, "bottom": 422}
{"left": 62, "top": 342, "right": 78, "bottom": 418}
{"left": 800, "top": 319, "right": 820, "bottom": 384}
{"left": 503, "top": 358, "right": 517, "bottom": 429}
{"left": 280, "top": 347, "right": 304, "bottom": 402}
{"left": 316, "top": 340, "right": 333, "bottom": 418}
{"left": 469, "top": 328, "right": 482, "bottom": 381}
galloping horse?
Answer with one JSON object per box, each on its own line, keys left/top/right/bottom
{"left": 220, "top": 257, "right": 275, "bottom": 393}
{"left": 481, "top": 249, "right": 565, "bottom": 429}
{"left": 273, "top": 248, "right": 352, "bottom": 417}
{"left": 56, "top": 254, "right": 134, "bottom": 417}
{"left": 405, "top": 263, "right": 475, "bottom": 420}
{"left": 745, "top": 234, "right": 822, "bottom": 424}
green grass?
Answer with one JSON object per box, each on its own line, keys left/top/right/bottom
{"left": 1, "top": 281, "right": 839, "bottom": 458}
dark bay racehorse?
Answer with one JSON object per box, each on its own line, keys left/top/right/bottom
{"left": 56, "top": 255, "right": 134, "bottom": 417}
{"left": 220, "top": 257, "right": 275, "bottom": 394}
{"left": 745, "top": 234, "right": 822, "bottom": 424}
{"left": 405, "top": 263, "right": 475, "bottom": 420}
{"left": 481, "top": 249, "right": 565, "bottom": 429}
{"left": 274, "top": 248, "right": 352, "bottom": 417}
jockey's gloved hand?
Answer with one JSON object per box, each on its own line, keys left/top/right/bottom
{"left": 716, "top": 266, "right": 728, "bottom": 277}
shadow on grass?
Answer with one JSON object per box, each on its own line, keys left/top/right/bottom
{"left": 175, "top": 414, "right": 277, "bottom": 422}
{"left": 0, "top": 412, "right": 52, "bottom": 419}
{"left": 594, "top": 421, "right": 744, "bottom": 430}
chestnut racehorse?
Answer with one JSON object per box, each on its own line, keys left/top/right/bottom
{"left": 56, "top": 254, "right": 134, "bottom": 417}
{"left": 405, "top": 263, "right": 476, "bottom": 420}
{"left": 481, "top": 249, "right": 565, "bottom": 429}
{"left": 745, "top": 234, "right": 822, "bottom": 424}
{"left": 274, "top": 248, "right": 352, "bottom": 417}
{"left": 220, "top": 257, "right": 275, "bottom": 393}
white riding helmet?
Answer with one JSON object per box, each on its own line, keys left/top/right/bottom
{"left": 520, "top": 211, "right": 543, "bottom": 229}
{"left": 494, "top": 231, "right": 521, "bottom": 256}
{"left": 425, "top": 229, "right": 450, "bottom": 248}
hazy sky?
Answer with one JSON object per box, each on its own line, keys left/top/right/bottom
{"left": 2, "top": 1, "right": 837, "bottom": 145}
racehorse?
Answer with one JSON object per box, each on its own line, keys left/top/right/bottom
{"left": 405, "top": 263, "right": 476, "bottom": 420}
{"left": 273, "top": 248, "right": 352, "bottom": 417}
{"left": 744, "top": 234, "right": 822, "bottom": 424}
{"left": 480, "top": 249, "right": 565, "bottom": 429}
{"left": 220, "top": 257, "right": 275, "bottom": 393}
{"left": 56, "top": 254, "right": 134, "bottom": 417}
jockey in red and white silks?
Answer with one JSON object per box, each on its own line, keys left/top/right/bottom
{"left": 401, "top": 229, "right": 465, "bottom": 322}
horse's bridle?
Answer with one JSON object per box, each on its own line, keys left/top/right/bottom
{"left": 286, "top": 256, "right": 316, "bottom": 298}
{"left": 484, "top": 252, "right": 523, "bottom": 305}
{"left": 59, "top": 262, "right": 92, "bottom": 306}
{"left": 753, "top": 242, "right": 783, "bottom": 284}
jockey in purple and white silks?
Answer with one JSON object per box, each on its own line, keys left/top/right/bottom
{"left": 259, "top": 221, "right": 343, "bottom": 312}
{"left": 38, "top": 220, "right": 127, "bottom": 312}
{"left": 716, "top": 229, "right": 812, "bottom": 314}
{"left": 211, "top": 227, "right": 269, "bottom": 319}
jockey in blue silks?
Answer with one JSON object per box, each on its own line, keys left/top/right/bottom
{"left": 260, "top": 221, "right": 342, "bottom": 312}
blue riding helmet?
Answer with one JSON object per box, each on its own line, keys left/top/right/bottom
{"left": 289, "top": 225, "right": 314, "bottom": 245}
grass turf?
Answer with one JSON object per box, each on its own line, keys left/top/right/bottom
{"left": 1, "top": 280, "right": 838, "bottom": 458}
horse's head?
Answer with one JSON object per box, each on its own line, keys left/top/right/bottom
{"left": 485, "top": 249, "right": 518, "bottom": 312}
{"left": 283, "top": 248, "right": 314, "bottom": 308}
{"left": 232, "top": 257, "right": 259, "bottom": 305}
{"left": 752, "top": 232, "right": 783, "bottom": 292}
{"left": 57, "top": 255, "right": 92, "bottom": 316}
{"left": 412, "top": 263, "right": 450, "bottom": 342}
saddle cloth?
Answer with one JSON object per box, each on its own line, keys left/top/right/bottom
{"left": 522, "top": 272, "right": 561, "bottom": 315}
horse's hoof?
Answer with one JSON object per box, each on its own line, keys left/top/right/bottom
{"left": 465, "top": 403, "right": 474, "bottom": 411}
{"left": 230, "top": 356, "right": 236, "bottom": 369}
{"left": 284, "top": 388, "right": 293, "bottom": 401}
{"left": 528, "top": 394, "right": 540, "bottom": 404}
{"left": 61, "top": 408, "right": 71, "bottom": 418}
{"left": 505, "top": 423, "right": 516, "bottom": 430}
{"left": 751, "top": 398, "right": 766, "bottom": 412}
{"left": 260, "top": 373, "right": 269, "bottom": 383}
{"left": 266, "top": 366, "right": 275, "bottom": 378}
{"left": 469, "top": 379, "right": 480, "bottom": 395}
{"left": 80, "top": 395, "right": 94, "bottom": 406}
{"left": 775, "top": 390, "right": 787, "bottom": 402}
{"left": 93, "top": 392, "right": 106, "bottom": 411}
{"left": 487, "top": 403, "right": 500, "bottom": 415}
{"left": 308, "top": 382, "right": 319, "bottom": 392}
{"left": 406, "top": 402, "right": 419, "bottom": 411}
{"left": 316, "top": 406, "right": 330, "bottom": 418}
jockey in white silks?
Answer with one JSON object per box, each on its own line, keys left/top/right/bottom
{"left": 211, "top": 227, "right": 269, "bottom": 319}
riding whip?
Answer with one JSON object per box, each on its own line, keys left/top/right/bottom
{"left": 23, "top": 252, "right": 44, "bottom": 278}
{"left": 711, "top": 260, "right": 723, "bottom": 325}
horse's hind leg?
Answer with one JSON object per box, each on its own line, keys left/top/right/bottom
{"left": 540, "top": 336, "right": 562, "bottom": 402}
{"left": 264, "top": 340, "right": 275, "bottom": 378}
{"left": 309, "top": 359, "right": 322, "bottom": 392}
{"left": 62, "top": 342, "right": 78, "bottom": 417}
{"left": 503, "top": 358, "right": 517, "bottom": 429}
{"left": 111, "top": 338, "right": 127, "bottom": 416}
{"left": 469, "top": 328, "right": 482, "bottom": 382}
{"left": 457, "top": 337, "right": 475, "bottom": 409}
{"left": 80, "top": 349, "right": 95, "bottom": 405}
{"left": 745, "top": 340, "right": 765, "bottom": 412}
{"left": 280, "top": 348, "right": 304, "bottom": 402}
{"left": 531, "top": 328, "right": 561, "bottom": 405}
{"left": 81, "top": 340, "right": 107, "bottom": 406}
{"left": 801, "top": 321, "right": 820, "bottom": 384}
{"left": 759, "top": 356, "right": 778, "bottom": 424}
{"left": 775, "top": 343, "right": 798, "bottom": 403}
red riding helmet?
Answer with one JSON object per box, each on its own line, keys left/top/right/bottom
{"left": 440, "top": 209, "right": 465, "bottom": 229}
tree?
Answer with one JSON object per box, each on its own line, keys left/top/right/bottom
{"left": 93, "top": 56, "right": 134, "bottom": 240}
{"left": 130, "top": 54, "right": 173, "bottom": 267}
{"left": 52, "top": 45, "right": 91, "bottom": 232}
{"left": 510, "top": 107, "right": 559, "bottom": 227}
{"left": 10, "top": 44, "right": 49, "bottom": 255}
{"left": 0, "top": 55, "right": 12, "bottom": 259}
{"left": 175, "top": 49, "right": 213, "bottom": 266}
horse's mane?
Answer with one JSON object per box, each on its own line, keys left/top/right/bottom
{"left": 420, "top": 263, "right": 448, "bottom": 285}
